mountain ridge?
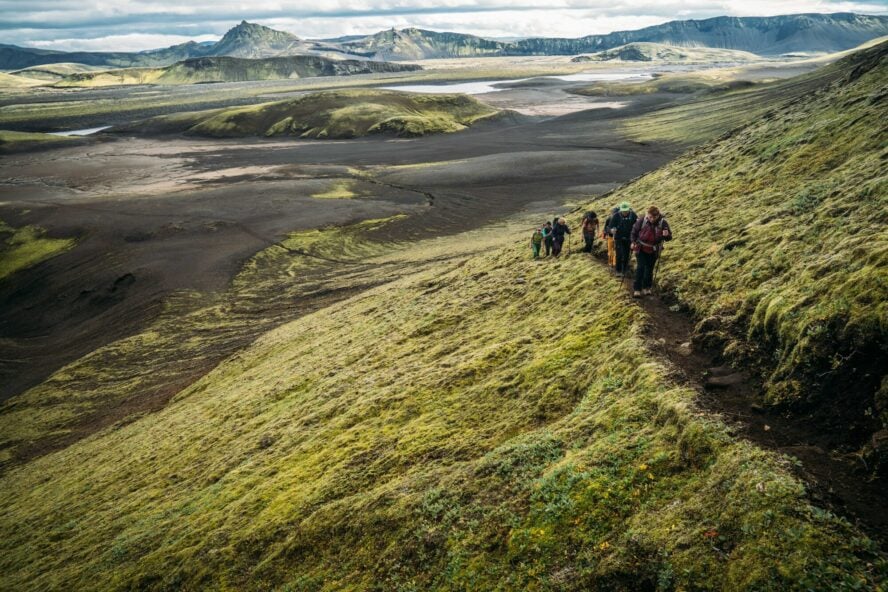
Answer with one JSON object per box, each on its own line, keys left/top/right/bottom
{"left": 1, "top": 13, "right": 886, "bottom": 69}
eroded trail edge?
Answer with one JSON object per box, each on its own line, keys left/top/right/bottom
{"left": 590, "top": 252, "right": 888, "bottom": 548}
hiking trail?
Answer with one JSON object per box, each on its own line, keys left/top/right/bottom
{"left": 583, "top": 248, "right": 888, "bottom": 548}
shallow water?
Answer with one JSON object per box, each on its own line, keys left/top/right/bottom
{"left": 381, "top": 72, "right": 654, "bottom": 94}
{"left": 49, "top": 126, "right": 111, "bottom": 136}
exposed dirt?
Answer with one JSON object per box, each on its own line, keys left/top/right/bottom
{"left": 589, "top": 250, "right": 888, "bottom": 548}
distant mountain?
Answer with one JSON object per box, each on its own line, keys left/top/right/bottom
{"left": 54, "top": 55, "right": 421, "bottom": 87}
{"left": 0, "top": 21, "right": 345, "bottom": 70}
{"left": 341, "top": 28, "right": 509, "bottom": 60}
{"left": 1, "top": 13, "right": 886, "bottom": 69}
{"left": 572, "top": 43, "right": 761, "bottom": 63}
{"left": 511, "top": 13, "right": 888, "bottom": 57}
{"left": 0, "top": 41, "right": 210, "bottom": 70}
{"left": 346, "top": 13, "right": 888, "bottom": 59}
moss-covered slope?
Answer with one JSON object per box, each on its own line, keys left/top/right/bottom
{"left": 117, "top": 89, "right": 501, "bottom": 139}
{"left": 53, "top": 55, "right": 422, "bottom": 88}
{"left": 609, "top": 42, "right": 887, "bottom": 436}
{"left": 572, "top": 43, "right": 761, "bottom": 63}
{"left": 0, "top": 218, "right": 883, "bottom": 590}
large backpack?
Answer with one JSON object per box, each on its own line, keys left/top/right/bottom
{"left": 637, "top": 217, "right": 667, "bottom": 253}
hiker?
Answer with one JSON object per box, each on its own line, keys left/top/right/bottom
{"left": 551, "top": 217, "right": 571, "bottom": 257}
{"left": 607, "top": 202, "right": 637, "bottom": 276}
{"left": 581, "top": 211, "right": 599, "bottom": 253}
{"left": 530, "top": 227, "right": 544, "bottom": 259}
{"left": 541, "top": 221, "right": 553, "bottom": 257}
{"left": 602, "top": 206, "right": 619, "bottom": 268}
{"left": 631, "top": 205, "right": 672, "bottom": 297}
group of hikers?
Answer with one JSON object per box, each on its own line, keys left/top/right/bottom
{"left": 530, "top": 202, "right": 672, "bottom": 298}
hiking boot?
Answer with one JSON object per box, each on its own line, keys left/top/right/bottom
{"left": 633, "top": 291, "right": 642, "bottom": 298}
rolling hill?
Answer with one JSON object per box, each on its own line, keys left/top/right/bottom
{"left": 53, "top": 55, "right": 421, "bottom": 87}
{"left": 572, "top": 43, "right": 762, "bottom": 63}
{"left": 0, "top": 42, "right": 886, "bottom": 591}
{"left": 113, "top": 89, "right": 502, "bottom": 138}
{"left": 341, "top": 27, "right": 511, "bottom": 60}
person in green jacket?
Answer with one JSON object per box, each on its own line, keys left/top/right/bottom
{"left": 531, "top": 227, "right": 544, "bottom": 259}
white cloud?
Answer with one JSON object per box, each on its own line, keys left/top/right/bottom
{"left": 2, "top": 0, "right": 886, "bottom": 50}
{"left": 27, "top": 33, "right": 219, "bottom": 52}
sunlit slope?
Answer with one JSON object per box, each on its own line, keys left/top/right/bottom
{"left": 53, "top": 56, "right": 421, "bottom": 87}
{"left": 0, "top": 222, "right": 883, "bottom": 589}
{"left": 115, "top": 89, "right": 502, "bottom": 138}
{"left": 610, "top": 42, "right": 887, "bottom": 431}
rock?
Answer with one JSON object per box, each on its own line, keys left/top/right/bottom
{"left": 750, "top": 403, "right": 765, "bottom": 414}
{"left": 669, "top": 304, "right": 681, "bottom": 312}
{"left": 678, "top": 342, "right": 693, "bottom": 356}
{"left": 516, "top": 277, "right": 526, "bottom": 284}
{"left": 763, "top": 424, "right": 771, "bottom": 431}
{"left": 707, "top": 365, "right": 735, "bottom": 377}
{"left": 704, "top": 373, "right": 746, "bottom": 389}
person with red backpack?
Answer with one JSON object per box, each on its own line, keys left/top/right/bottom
{"left": 630, "top": 206, "right": 672, "bottom": 298}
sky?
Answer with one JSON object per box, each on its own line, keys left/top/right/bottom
{"left": 2, "top": 0, "right": 886, "bottom": 51}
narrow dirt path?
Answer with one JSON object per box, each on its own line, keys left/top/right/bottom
{"left": 583, "top": 249, "right": 888, "bottom": 548}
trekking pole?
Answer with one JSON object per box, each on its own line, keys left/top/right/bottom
{"left": 653, "top": 249, "right": 664, "bottom": 294}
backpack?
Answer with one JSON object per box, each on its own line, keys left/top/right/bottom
{"left": 637, "top": 217, "right": 667, "bottom": 253}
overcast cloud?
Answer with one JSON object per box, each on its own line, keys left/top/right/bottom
{"left": 2, "top": 0, "right": 886, "bottom": 51}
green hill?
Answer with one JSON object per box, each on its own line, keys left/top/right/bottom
{"left": 611, "top": 41, "right": 888, "bottom": 448}
{"left": 0, "top": 43, "right": 886, "bottom": 591}
{"left": 53, "top": 55, "right": 422, "bottom": 87}
{"left": 115, "top": 89, "right": 501, "bottom": 138}
{"left": 572, "top": 43, "right": 762, "bottom": 63}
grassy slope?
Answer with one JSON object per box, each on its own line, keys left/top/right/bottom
{"left": 609, "top": 43, "right": 887, "bottom": 427}
{"left": 120, "top": 89, "right": 501, "bottom": 139}
{"left": 0, "top": 130, "right": 82, "bottom": 153}
{"left": 0, "top": 219, "right": 75, "bottom": 279}
{"left": 51, "top": 57, "right": 422, "bottom": 88}
{"left": 620, "top": 56, "right": 850, "bottom": 145}
{"left": 0, "top": 215, "right": 883, "bottom": 591}
{"left": 573, "top": 43, "right": 762, "bottom": 63}
{"left": 571, "top": 76, "right": 756, "bottom": 98}
{"left": 0, "top": 71, "right": 44, "bottom": 88}
{"left": 0, "top": 62, "right": 584, "bottom": 131}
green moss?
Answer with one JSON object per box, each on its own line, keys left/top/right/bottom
{"left": 0, "top": 206, "right": 883, "bottom": 590}
{"left": 122, "top": 89, "right": 500, "bottom": 139}
{"left": 606, "top": 42, "right": 888, "bottom": 416}
{"left": 0, "top": 219, "right": 75, "bottom": 280}
{"left": 0, "top": 130, "right": 79, "bottom": 154}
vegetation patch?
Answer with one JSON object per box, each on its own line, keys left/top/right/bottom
{"left": 0, "top": 214, "right": 883, "bottom": 590}
{"left": 572, "top": 42, "right": 762, "bottom": 63}
{"left": 606, "top": 42, "right": 888, "bottom": 435}
{"left": 0, "top": 130, "right": 81, "bottom": 154}
{"left": 115, "top": 89, "right": 501, "bottom": 139}
{"left": 0, "top": 219, "right": 75, "bottom": 281}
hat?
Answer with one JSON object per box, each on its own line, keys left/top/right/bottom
{"left": 619, "top": 202, "right": 631, "bottom": 212}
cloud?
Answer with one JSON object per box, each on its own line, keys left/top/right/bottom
{"left": 28, "top": 33, "right": 219, "bottom": 52}
{"left": 2, "top": 0, "right": 886, "bottom": 50}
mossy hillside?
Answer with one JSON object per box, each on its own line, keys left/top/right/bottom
{"left": 0, "top": 219, "right": 75, "bottom": 280}
{"left": 1, "top": 218, "right": 884, "bottom": 590}
{"left": 571, "top": 76, "right": 756, "bottom": 97}
{"left": 122, "top": 89, "right": 501, "bottom": 138}
{"left": 572, "top": 43, "right": 762, "bottom": 63}
{"left": 606, "top": 42, "right": 888, "bottom": 423}
{"left": 52, "top": 56, "right": 423, "bottom": 88}
{"left": 0, "top": 214, "right": 527, "bottom": 464}
{"left": 0, "top": 129, "right": 82, "bottom": 154}
{"left": 620, "top": 56, "right": 850, "bottom": 145}
{"left": 0, "top": 61, "right": 575, "bottom": 131}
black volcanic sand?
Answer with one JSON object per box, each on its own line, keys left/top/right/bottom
{"left": 0, "top": 88, "right": 681, "bottom": 415}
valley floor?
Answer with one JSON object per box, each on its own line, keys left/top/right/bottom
{"left": 1, "top": 50, "right": 885, "bottom": 589}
